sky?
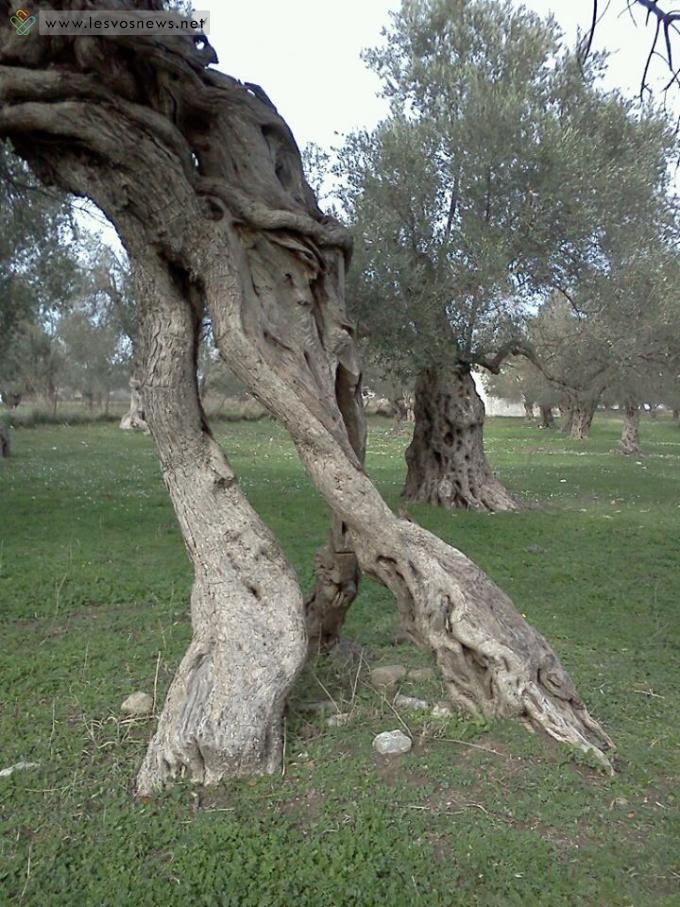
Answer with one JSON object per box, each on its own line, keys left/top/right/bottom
{"left": 207, "top": 0, "right": 680, "bottom": 153}
{"left": 82, "top": 0, "right": 679, "bottom": 242}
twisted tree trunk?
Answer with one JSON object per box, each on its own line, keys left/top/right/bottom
{"left": 570, "top": 401, "right": 596, "bottom": 440}
{"left": 0, "top": 7, "right": 613, "bottom": 781}
{"left": 119, "top": 359, "right": 149, "bottom": 433}
{"left": 539, "top": 405, "right": 555, "bottom": 429}
{"left": 133, "top": 252, "right": 307, "bottom": 794}
{"left": 403, "top": 367, "right": 517, "bottom": 511}
{"left": 619, "top": 401, "right": 641, "bottom": 455}
{"left": 523, "top": 399, "right": 535, "bottom": 421}
{"left": 559, "top": 398, "right": 574, "bottom": 435}
{"left": 304, "top": 362, "right": 366, "bottom": 653}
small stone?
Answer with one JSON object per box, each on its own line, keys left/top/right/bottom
{"left": 408, "top": 667, "right": 435, "bottom": 682}
{"left": 373, "top": 729, "right": 412, "bottom": 755}
{"left": 394, "top": 694, "right": 429, "bottom": 711}
{"left": 326, "top": 713, "right": 351, "bottom": 727}
{"left": 0, "top": 761, "right": 40, "bottom": 779}
{"left": 121, "top": 691, "right": 153, "bottom": 717}
{"left": 370, "top": 665, "right": 407, "bottom": 689}
{"left": 431, "top": 703, "right": 453, "bottom": 718}
{"left": 526, "top": 544, "right": 546, "bottom": 554}
{"left": 610, "top": 796, "right": 629, "bottom": 810}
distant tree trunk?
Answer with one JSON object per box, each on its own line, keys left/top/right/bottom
{"left": 523, "top": 399, "right": 535, "bottom": 421}
{"left": 647, "top": 404, "right": 658, "bottom": 420}
{"left": 619, "top": 401, "right": 641, "bottom": 455}
{"left": 389, "top": 395, "right": 412, "bottom": 435}
{"left": 104, "top": 391, "right": 110, "bottom": 416}
{"left": 672, "top": 408, "right": 679, "bottom": 423}
{"left": 120, "top": 372, "right": 149, "bottom": 433}
{"left": 570, "top": 402, "right": 596, "bottom": 440}
{"left": 559, "top": 398, "right": 574, "bottom": 434}
{"left": 48, "top": 387, "right": 58, "bottom": 418}
{"left": 304, "top": 362, "right": 366, "bottom": 654}
{"left": 403, "top": 367, "right": 517, "bottom": 511}
{"left": 539, "top": 405, "right": 555, "bottom": 429}
{"left": 134, "top": 255, "right": 307, "bottom": 795}
{"left": 304, "top": 518, "right": 361, "bottom": 654}
{"left": 0, "top": 422, "right": 10, "bottom": 458}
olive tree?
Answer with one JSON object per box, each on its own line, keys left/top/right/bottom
{"left": 0, "top": 143, "right": 79, "bottom": 405}
{"left": 0, "top": 0, "right": 614, "bottom": 793}
{"left": 338, "top": 0, "right": 675, "bottom": 509}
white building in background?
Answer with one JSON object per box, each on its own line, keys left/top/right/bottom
{"left": 473, "top": 372, "right": 525, "bottom": 417}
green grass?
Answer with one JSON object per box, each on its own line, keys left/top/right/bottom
{"left": 1, "top": 415, "right": 679, "bottom": 906}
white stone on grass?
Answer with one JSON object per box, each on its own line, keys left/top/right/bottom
{"left": 431, "top": 703, "right": 453, "bottom": 718}
{"left": 394, "top": 694, "right": 429, "bottom": 711}
{"left": 408, "top": 667, "right": 435, "bottom": 682}
{"left": 373, "top": 729, "right": 412, "bottom": 755}
{"left": 0, "top": 761, "right": 40, "bottom": 778}
{"left": 121, "top": 691, "right": 154, "bottom": 717}
{"left": 370, "top": 665, "right": 407, "bottom": 689}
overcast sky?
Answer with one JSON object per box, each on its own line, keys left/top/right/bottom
{"left": 208, "top": 0, "right": 679, "bottom": 153}
{"left": 83, "top": 1, "right": 678, "bottom": 242}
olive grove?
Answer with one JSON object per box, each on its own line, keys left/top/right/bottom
{"left": 0, "top": 0, "right": 618, "bottom": 794}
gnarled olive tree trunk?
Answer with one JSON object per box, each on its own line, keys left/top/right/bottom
{"left": 119, "top": 370, "right": 149, "bottom": 433}
{"left": 0, "top": 7, "right": 613, "bottom": 780}
{"left": 559, "top": 397, "right": 574, "bottom": 435}
{"left": 619, "top": 401, "right": 641, "bottom": 455}
{"left": 133, "top": 251, "right": 307, "bottom": 794}
{"left": 560, "top": 393, "right": 597, "bottom": 440}
{"left": 304, "top": 363, "right": 366, "bottom": 653}
{"left": 570, "top": 402, "right": 596, "bottom": 440}
{"left": 403, "top": 367, "right": 517, "bottom": 511}
{"left": 539, "top": 405, "right": 555, "bottom": 429}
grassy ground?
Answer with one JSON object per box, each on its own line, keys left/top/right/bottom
{"left": 1, "top": 415, "right": 679, "bottom": 906}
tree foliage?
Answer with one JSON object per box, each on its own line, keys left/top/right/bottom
{"left": 336, "top": 0, "right": 678, "bottom": 386}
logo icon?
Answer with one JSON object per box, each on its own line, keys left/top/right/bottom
{"left": 10, "top": 8, "right": 36, "bottom": 35}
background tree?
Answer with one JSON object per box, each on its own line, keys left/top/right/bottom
{"left": 337, "top": 0, "right": 675, "bottom": 511}
{"left": 0, "top": 143, "right": 79, "bottom": 406}
{"left": 524, "top": 199, "right": 680, "bottom": 446}
{"left": 485, "top": 358, "right": 561, "bottom": 428}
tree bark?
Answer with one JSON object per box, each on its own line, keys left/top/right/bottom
{"left": 539, "top": 405, "right": 555, "bottom": 429}
{"left": 570, "top": 402, "right": 596, "bottom": 440}
{"left": 619, "top": 401, "right": 641, "bottom": 455}
{"left": 403, "top": 367, "right": 517, "bottom": 511}
{"left": 0, "top": 20, "right": 613, "bottom": 775}
{"left": 133, "top": 252, "right": 307, "bottom": 794}
{"left": 120, "top": 369, "right": 149, "bottom": 433}
{"left": 523, "top": 399, "right": 535, "bottom": 421}
{"left": 304, "top": 358, "right": 366, "bottom": 654}
{"left": 0, "top": 422, "right": 9, "bottom": 458}
{"left": 559, "top": 398, "right": 574, "bottom": 435}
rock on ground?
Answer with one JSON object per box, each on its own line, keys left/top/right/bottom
{"left": 394, "top": 694, "right": 429, "bottom": 711}
{"left": 0, "top": 761, "right": 40, "bottom": 778}
{"left": 121, "top": 691, "right": 154, "bottom": 717}
{"left": 408, "top": 667, "right": 435, "bottom": 682}
{"left": 431, "top": 703, "right": 453, "bottom": 718}
{"left": 370, "top": 665, "right": 407, "bottom": 689}
{"left": 373, "top": 729, "right": 412, "bottom": 755}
